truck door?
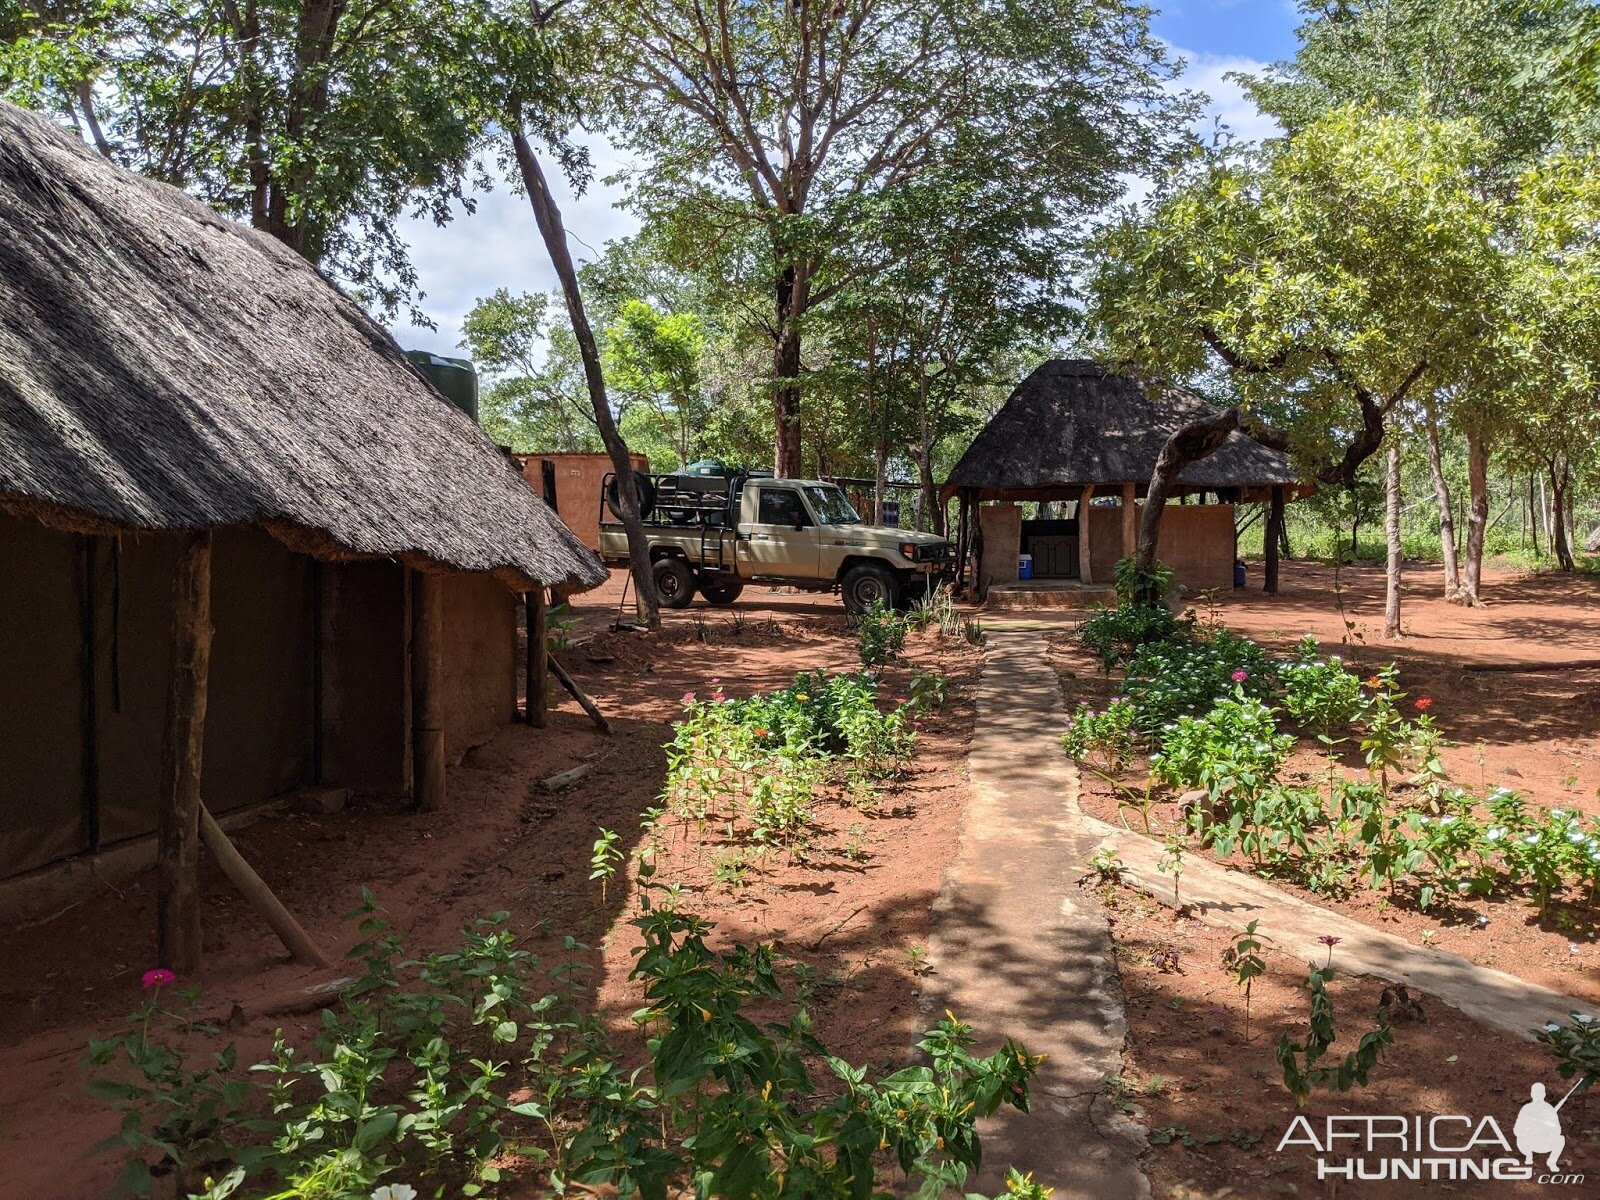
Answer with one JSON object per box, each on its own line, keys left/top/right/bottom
{"left": 739, "top": 486, "right": 822, "bottom": 580}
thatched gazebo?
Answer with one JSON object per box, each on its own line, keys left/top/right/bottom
{"left": 0, "top": 101, "right": 605, "bottom": 965}
{"left": 945, "top": 359, "right": 1304, "bottom": 600}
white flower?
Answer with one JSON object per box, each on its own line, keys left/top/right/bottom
{"left": 372, "top": 1187, "right": 419, "bottom": 1200}
{"left": 1546, "top": 1021, "right": 1563, "bottom": 1033}
{"left": 1577, "top": 1013, "right": 1594, "bottom": 1025}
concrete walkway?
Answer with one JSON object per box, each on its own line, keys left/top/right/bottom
{"left": 1088, "top": 816, "right": 1590, "bottom": 1039}
{"left": 925, "top": 630, "right": 1149, "bottom": 1199}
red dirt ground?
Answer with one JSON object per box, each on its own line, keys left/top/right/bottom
{"left": 0, "top": 599, "right": 978, "bottom": 1200}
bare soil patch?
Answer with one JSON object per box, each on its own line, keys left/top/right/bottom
{"left": 1096, "top": 877, "right": 1593, "bottom": 1199}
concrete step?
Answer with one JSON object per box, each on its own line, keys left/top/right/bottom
{"left": 984, "top": 580, "right": 1117, "bottom": 610}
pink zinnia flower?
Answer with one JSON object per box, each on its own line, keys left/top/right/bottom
{"left": 682, "top": 691, "right": 696, "bottom": 703}
{"left": 1318, "top": 935, "right": 1342, "bottom": 948}
{"left": 1230, "top": 669, "right": 1249, "bottom": 683}
{"left": 142, "top": 968, "right": 176, "bottom": 990}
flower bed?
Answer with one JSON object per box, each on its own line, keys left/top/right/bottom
{"left": 1057, "top": 606, "right": 1600, "bottom": 1001}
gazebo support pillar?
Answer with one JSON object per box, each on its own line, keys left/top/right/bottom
{"left": 1078, "top": 484, "right": 1095, "bottom": 585}
{"left": 1265, "top": 485, "right": 1285, "bottom": 595}
{"left": 411, "top": 570, "right": 446, "bottom": 812}
{"left": 157, "top": 529, "right": 213, "bottom": 972}
{"left": 1120, "top": 482, "right": 1138, "bottom": 563}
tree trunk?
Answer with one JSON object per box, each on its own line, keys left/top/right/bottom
{"left": 157, "top": 530, "right": 213, "bottom": 972}
{"left": 916, "top": 392, "right": 944, "bottom": 536}
{"left": 1423, "top": 399, "right": 1459, "bottom": 598}
{"left": 511, "top": 125, "right": 658, "bottom": 629}
{"left": 1384, "top": 440, "right": 1403, "bottom": 639}
{"left": 1550, "top": 457, "right": 1576, "bottom": 570}
{"left": 1135, "top": 408, "right": 1240, "bottom": 603}
{"left": 1265, "top": 486, "right": 1284, "bottom": 595}
{"left": 772, "top": 263, "right": 803, "bottom": 477}
{"left": 1457, "top": 429, "right": 1489, "bottom": 606}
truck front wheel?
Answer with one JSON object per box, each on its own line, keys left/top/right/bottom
{"left": 700, "top": 580, "right": 744, "bottom": 606}
{"left": 652, "top": 557, "right": 696, "bottom": 609}
{"left": 841, "top": 562, "right": 901, "bottom": 615}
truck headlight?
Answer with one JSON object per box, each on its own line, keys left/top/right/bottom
{"left": 899, "top": 542, "right": 920, "bottom": 560}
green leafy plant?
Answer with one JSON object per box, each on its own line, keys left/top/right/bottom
{"left": 589, "top": 828, "right": 624, "bottom": 903}
{"left": 1113, "top": 555, "right": 1177, "bottom": 607}
{"left": 1077, "top": 602, "right": 1193, "bottom": 673}
{"left": 1275, "top": 964, "right": 1394, "bottom": 1106}
{"left": 1536, "top": 1012, "right": 1600, "bottom": 1099}
{"left": 1060, "top": 698, "right": 1139, "bottom": 775}
{"left": 855, "top": 599, "right": 909, "bottom": 670}
{"left": 1222, "top": 920, "right": 1268, "bottom": 1042}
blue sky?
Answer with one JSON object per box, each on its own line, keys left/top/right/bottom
{"left": 392, "top": 0, "right": 1303, "bottom": 356}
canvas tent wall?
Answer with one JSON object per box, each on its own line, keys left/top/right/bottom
{"left": 0, "top": 101, "right": 606, "bottom": 888}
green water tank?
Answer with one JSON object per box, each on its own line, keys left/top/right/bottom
{"left": 405, "top": 350, "right": 479, "bottom": 422}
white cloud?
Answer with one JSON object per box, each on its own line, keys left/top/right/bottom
{"left": 388, "top": 134, "right": 640, "bottom": 356}
{"left": 1175, "top": 49, "right": 1282, "bottom": 146}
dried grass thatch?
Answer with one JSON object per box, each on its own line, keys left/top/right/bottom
{"left": 0, "top": 101, "right": 605, "bottom": 592}
{"left": 947, "top": 359, "right": 1302, "bottom": 499}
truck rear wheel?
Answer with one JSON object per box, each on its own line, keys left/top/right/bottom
{"left": 652, "top": 557, "right": 696, "bottom": 609}
{"left": 700, "top": 580, "right": 744, "bottom": 606}
{"left": 841, "top": 562, "right": 900, "bottom": 615}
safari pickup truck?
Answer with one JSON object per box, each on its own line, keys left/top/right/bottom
{"left": 597, "top": 468, "right": 956, "bottom": 614}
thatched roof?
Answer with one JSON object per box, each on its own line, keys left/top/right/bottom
{"left": 0, "top": 101, "right": 605, "bottom": 592}
{"left": 947, "top": 359, "right": 1303, "bottom": 500}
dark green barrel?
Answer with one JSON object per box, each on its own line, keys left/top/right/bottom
{"left": 405, "top": 350, "right": 479, "bottom": 422}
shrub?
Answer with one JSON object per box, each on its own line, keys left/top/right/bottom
{"left": 1061, "top": 698, "right": 1139, "bottom": 775}
{"left": 1277, "top": 638, "right": 1364, "bottom": 739}
{"left": 1536, "top": 1012, "right": 1600, "bottom": 1099}
{"left": 1122, "top": 630, "right": 1274, "bottom": 738}
{"left": 90, "top": 895, "right": 1043, "bottom": 1200}
{"left": 1151, "top": 691, "right": 1292, "bottom": 802}
{"left": 855, "top": 599, "right": 908, "bottom": 669}
{"left": 1276, "top": 964, "right": 1393, "bottom": 1106}
{"left": 1077, "top": 603, "right": 1193, "bottom": 672}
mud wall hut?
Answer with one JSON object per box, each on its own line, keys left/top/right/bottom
{"left": 945, "top": 360, "right": 1305, "bottom": 596}
{"left": 0, "top": 102, "right": 605, "bottom": 904}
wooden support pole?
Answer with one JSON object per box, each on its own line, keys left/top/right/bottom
{"left": 411, "top": 571, "right": 446, "bottom": 812}
{"left": 1120, "top": 482, "right": 1138, "bottom": 563}
{"left": 526, "top": 588, "right": 548, "bottom": 728}
{"left": 1265, "top": 486, "right": 1285, "bottom": 595}
{"left": 199, "top": 804, "right": 329, "bottom": 967}
{"left": 157, "top": 530, "right": 212, "bottom": 972}
{"left": 550, "top": 656, "right": 611, "bottom": 734}
{"left": 1078, "top": 485, "right": 1096, "bottom": 584}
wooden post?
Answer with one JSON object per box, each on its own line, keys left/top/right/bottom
{"left": 1120, "top": 482, "right": 1138, "bottom": 562}
{"left": 199, "top": 804, "right": 329, "bottom": 967}
{"left": 157, "top": 530, "right": 213, "bottom": 972}
{"left": 1078, "top": 485, "right": 1096, "bottom": 584}
{"left": 411, "top": 570, "right": 445, "bottom": 812}
{"left": 526, "top": 588, "right": 548, "bottom": 728}
{"left": 1265, "top": 486, "right": 1285, "bottom": 595}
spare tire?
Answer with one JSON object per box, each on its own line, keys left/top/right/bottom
{"left": 605, "top": 470, "right": 657, "bottom": 521}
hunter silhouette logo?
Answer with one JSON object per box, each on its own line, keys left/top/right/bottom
{"left": 1275, "top": 1079, "right": 1588, "bottom": 1184}
{"left": 1516, "top": 1080, "right": 1580, "bottom": 1172}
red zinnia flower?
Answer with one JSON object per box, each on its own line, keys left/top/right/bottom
{"left": 1414, "top": 696, "right": 1433, "bottom": 711}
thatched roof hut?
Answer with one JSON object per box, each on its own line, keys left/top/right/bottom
{"left": 0, "top": 101, "right": 603, "bottom": 593}
{"left": 945, "top": 360, "right": 1305, "bottom": 601}
{"left": 947, "top": 359, "right": 1300, "bottom": 501}
{"left": 0, "top": 101, "right": 603, "bottom": 937}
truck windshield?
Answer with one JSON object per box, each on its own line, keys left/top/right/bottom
{"left": 804, "top": 485, "right": 861, "bottom": 525}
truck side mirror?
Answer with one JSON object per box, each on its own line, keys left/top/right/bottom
{"left": 794, "top": 519, "right": 806, "bottom": 532}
